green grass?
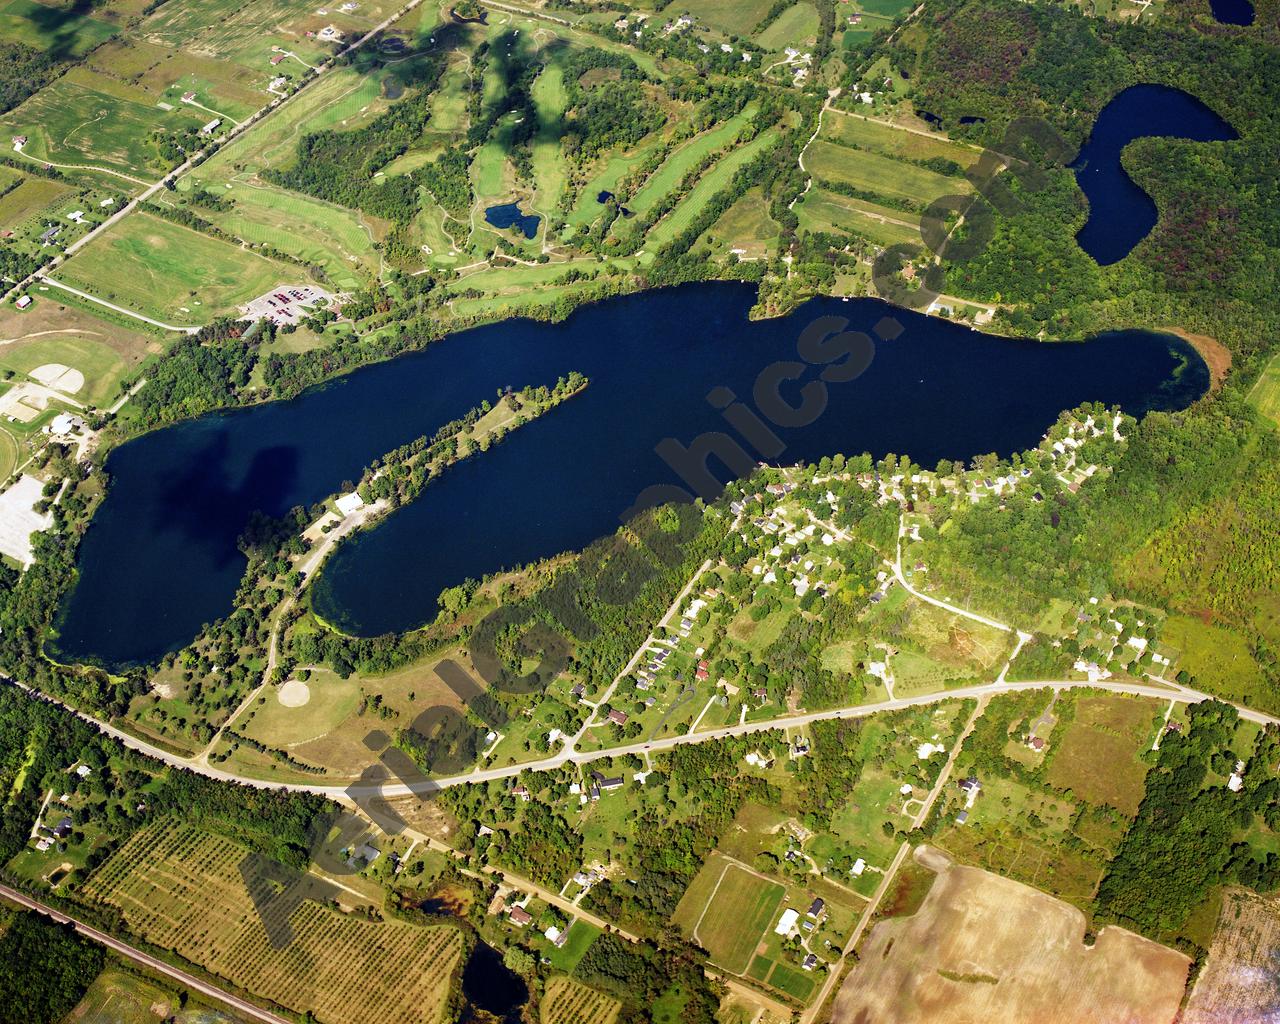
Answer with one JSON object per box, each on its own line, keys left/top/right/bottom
{"left": 55, "top": 211, "right": 292, "bottom": 324}
{"left": 755, "top": 3, "right": 820, "bottom": 50}
{"left": 1163, "top": 614, "right": 1269, "bottom": 708}
{"left": 542, "top": 920, "right": 600, "bottom": 972}
{"left": 672, "top": 857, "right": 784, "bottom": 973}
{"left": 0, "top": 0, "right": 117, "bottom": 56}
{"left": 0, "top": 177, "right": 72, "bottom": 231}
{"left": 646, "top": 129, "right": 779, "bottom": 248}
{"left": 0, "top": 334, "right": 128, "bottom": 409}
{"left": 680, "top": 0, "right": 778, "bottom": 34}
{"left": 531, "top": 64, "right": 568, "bottom": 219}
{"left": 821, "top": 111, "right": 978, "bottom": 169}
{"left": 798, "top": 188, "right": 920, "bottom": 248}
{"left": 0, "top": 67, "right": 205, "bottom": 180}
{"left": 236, "top": 671, "right": 362, "bottom": 748}
{"left": 567, "top": 136, "right": 665, "bottom": 228}
{"left": 629, "top": 108, "right": 756, "bottom": 215}
{"left": 805, "top": 140, "right": 969, "bottom": 206}
{"left": 1248, "top": 352, "right": 1280, "bottom": 429}
{"left": 766, "top": 960, "right": 816, "bottom": 1001}
{"left": 698, "top": 186, "right": 779, "bottom": 258}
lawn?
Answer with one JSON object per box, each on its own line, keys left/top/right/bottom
{"left": 54, "top": 211, "right": 292, "bottom": 324}
{"left": 1248, "top": 352, "right": 1280, "bottom": 429}
{"left": 0, "top": 0, "right": 117, "bottom": 56}
{"left": 805, "top": 140, "right": 969, "bottom": 205}
{"left": 531, "top": 64, "right": 568, "bottom": 217}
{"left": 755, "top": 3, "right": 820, "bottom": 50}
{"left": 1044, "top": 695, "right": 1157, "bottom": 815}
{"left": 672, "top": 855, "right": 784, "bottom": 973}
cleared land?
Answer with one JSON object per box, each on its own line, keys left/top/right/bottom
{"left": 55, "top": 212, "right": 292, "bottom": 324}
{"left": 679, "top": 0, "right": 778, "bottom": 34}
{"left": 672, "top": 854, "right": 785, "bottom": 974}
{"left": 0, "top": 0, "right": 117, "bottom": 56}
{"left": 1184, "top": 888, "right": 1280, "bottom": 1024}
{"left": 797, "top": 187, "right": 920, "bottom": 247}
{"left": 83, "top": 821, "right": 464, "bottom": 1024}
{"left": 821, "top": 112, "right": 979, "bottom": 169}
{"left": 806, "top": 140, "right": 968, "bottom": 206}
{"left": 832, "top": 849, "right": 1190, "bottom": 1024}
{"left": 1248, "top": 352, "right": 1280, "bottom": 429}
{"left": 755, "top": 3, "right": 820, "bottom": 50}
{"left": 1044, "top": 695, "right": 1155, "bottom": 815}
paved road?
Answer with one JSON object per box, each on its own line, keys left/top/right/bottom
{"left": 0, "top": 883, "right": 290, "bottom": 1024}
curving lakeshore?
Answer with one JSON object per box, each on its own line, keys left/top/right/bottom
{"left": 1071, "top": 84, "right": 1238, "bottom": 266}
{"left": 54, "top": 282, "right": 1208, "bottom": 665}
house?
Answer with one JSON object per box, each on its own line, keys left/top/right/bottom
{"left": 802, "top": 953, "right": 819, "bottom": 971}
{"left": 774, "top": 908, "right": 800, "bottom": 936}
{"left": 807, "top": 898, "right": 825, "bottom": 919}
{"left": 14, "top": 295, "right": 32, "bottom": 310}
{"left": 52, "top": 817, "right": 73, "bottom": 839}
{"left": 1228, "top": 760, "right": 1246, "bottom": 793}
{"left": 12, "top": 135, "right": 26, "bottom": 147}
{"left": 1028, "top": 736, "right": 1046, "bottom": 752}
{"left": 545, "top": 924, "right": 570, "bottom": 947}
{"left": 75, "top": 764, "right": 92, "bottom": 778}
{"left": 200, "top": 118, "right": 222, "bottom": 136}
{"left": 270, "top": 53, "right": 287, "bottom": 65}
{"left": 336, "top": 491, "right": 365, "bottom": 516}
{"left": 607, "top": 709, "right": 628, "bottom": 726}
{"left": 955, "top": 810, "right": 969, "bottom": 825}
{"left": 851, "top": 858, "right": 866, "bottom": 877}
{"left": 592, "top": 772, "right": 624, "bottom": 793}
{"left": 512, "top": 785, "right": 529, "bottom": 801}
{"left": 508, "top": 907, "right": 532, "bottom": 927}
{"left": 317, "top": 23, "right": 344, "bottom": 41}
{"left": 571, "top": 683, "right": 585, "bottom": 700}
{"left": 752, "top": 687, "right": 768, "bottom": 701}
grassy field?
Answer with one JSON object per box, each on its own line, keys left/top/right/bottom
{"left": 83, "top": 821, "right": 464, "bottom": 1024}
{"left": 531, "top": 64, "right": 568, "bottom": 219}
{"left": 0, "top": 295, "right": 162, "bottom": 408}
{"left": 1248, "top": 352, "right": 1280, "bottom": 429}
{"left": 541, "top": 976, "right": 621, "bottom": 1024}
{"left": 1044, "top": 695, "right": 1156, "bottom": 815}
{"left": 646, "top": 129, "right": 779, "bottom": 248}
{"left": 55, "top": 211, "right": 292, "bottom": 324}
{"left": 889, "top": 599, "right": 1012, "bottom": 698}
{"left": 0, "top": 0, "right": 117, "bottom": 55}
{"left": 680, "top": 0, "right": 778, "bottom": 34}
{"left": 628, "top": 108, "right": 756, "bottom": 215}
{"left": 671, "top": 855, "right": 784, "bottom": 973}
{"left": 1163, "top": 614, "right": 1269, "bottom": 708}
{"left": 805, "top": 140, "right": 969, "bottom": 206}
{"left": 698, "top": 186, "right": 780, "bottom": 259}
{"left": 835, "top": 853, "right": 1189, "bottom": 1024}
{"left": 0, "top": 66, "right": 206, "bottom": 181}
{"left": 822, "top": 112, "right": 979, "bottom": 169}
{"left": 755, "top": 3, "right": 820, "bottom": 50}
{"left": 0, "top": 177, "right": 73, "bottom": 231}
{"left": 798, "top": 187, "right": 920, "bottom": 248}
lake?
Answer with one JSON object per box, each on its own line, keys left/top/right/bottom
{"left": 53, "top": 283, "right": 1207, "bottom": 665}
{"left": 483, "top": 202, "right": 540, "bottom": 239}
{"left": 1072, "top": 84, "right": 1237, "bottom": 265}
{"left": 1209, "top": 0, "right": 1254, "bottom": 24}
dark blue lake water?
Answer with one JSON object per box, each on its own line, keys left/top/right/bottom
{"left": 1072, "top": 84, "right": 1237, "bottom": 265}
{"left": 54, "top": 283, "right": 1207, "bottom": 665}
{"left": 484, "top": 202, "right": 540, "bottom": 239}
{"left": 1209, "top": 0, "right": 1254, "bottom": 24}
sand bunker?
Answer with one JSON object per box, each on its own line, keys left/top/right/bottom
{"left": 278, "top": 679, "right": 311, "bottom": 707}
{"left": 29, "top": 363, "right": 85, "bottom": 395}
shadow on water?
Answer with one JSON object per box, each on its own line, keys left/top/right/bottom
{"left": 460, "top": 939, "right": 528, "bottom": 1024}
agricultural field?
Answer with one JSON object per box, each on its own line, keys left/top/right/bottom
{"left": 805, "top": 140, "right": 969, "bottom": 206}
{"left": 671, "top": 854, "right": 785, "bottom": 974}
{"left": 796, "top": 186, "right": 920, "bottom": 248}
{"left": 833, "top": 849, "right": 1190, "bottom": 1024}
{"left": 65, "top": 964, "right": 250, "bottom": 1024}
{"left": 0, "top": 0, "right": 117, "bottom": 56}
{"left": 679, "top": 0, "right": 779, "bottom": 35}
{"left": 755, "top": 3, "right": 821, "bottom": 51}
{"left": 0, "top": 66, "right": 208, "bottom": 182}
{"left": 1184, "top": 888, "right": 1280, "bottom": 1024}
{"left": 54, "top": 211, "right": 293, "bottom": 324}
{"left": 1044, "top": 695, "right": 1157, "bottom": 815}
{"left": 821, "top": 111, "right": 979, "bottom": 169}
{"left": 83, "top": 821, "right": 465, "bottom": 1024}
{"left": 541, "top": 976, "right": 620, "bottom": 1024}
{"left": 1248, "top": 351, "right": 1280, "bottom": 429}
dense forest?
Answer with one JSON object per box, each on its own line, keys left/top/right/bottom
{"left": 0, "top": 912, "right": 105, "bottom": 1024}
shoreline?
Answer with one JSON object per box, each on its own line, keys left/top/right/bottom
{"left": 1162, "top": 326, "right": 1231, "bottom": 391}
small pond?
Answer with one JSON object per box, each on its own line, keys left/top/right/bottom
{"left": 484, "top": 202, "right": 540, "bottom": 239}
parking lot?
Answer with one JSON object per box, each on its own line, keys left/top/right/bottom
{"left": 240, "top": 284, "right": 335, "bottom": 326}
